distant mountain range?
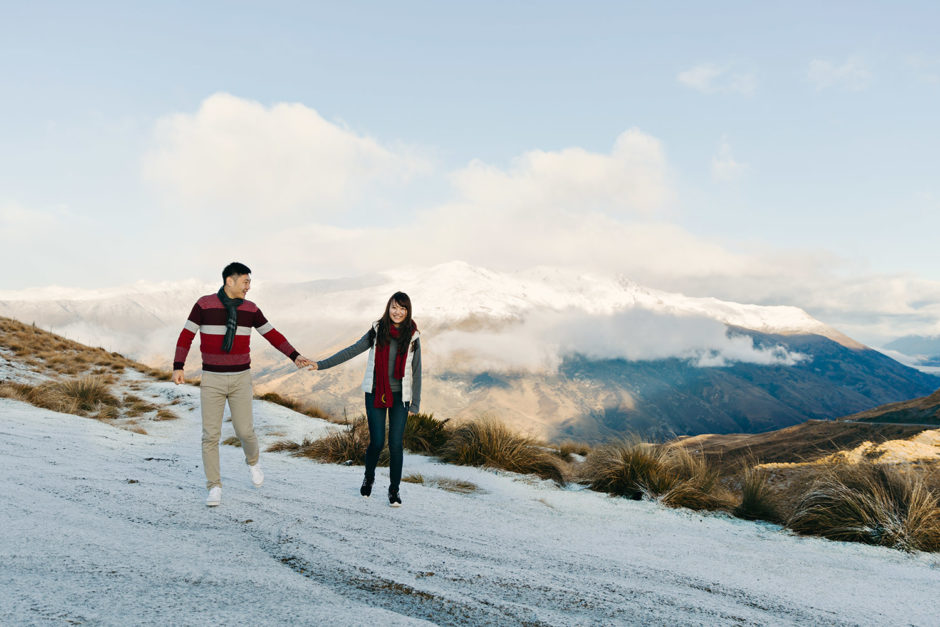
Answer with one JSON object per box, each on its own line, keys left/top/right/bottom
{"left": 883, "top": 335, "right": 940, "bottom": 368}
{"left": 2, "top": 261, "right": 937, "bottom": 441}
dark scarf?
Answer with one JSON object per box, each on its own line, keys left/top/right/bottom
{"left": 373, "top": 323, "right": 412, "bottom": 408}
{"left": 217, "top": 286, "right": 243, "bottom": 353}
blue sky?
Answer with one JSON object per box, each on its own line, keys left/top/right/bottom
{"left": 2, "top": 1, "right": 939, "bottom": 343}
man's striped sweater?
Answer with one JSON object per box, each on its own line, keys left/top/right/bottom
{"left": 173, "top": 294, "right": 299, "bottom": 373}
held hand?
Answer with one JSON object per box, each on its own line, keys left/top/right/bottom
{"left": 294, "top": 355, "right": 314, "bottom": 369}
{"left": 308, "top": 362, "right": 318, "bottom": 371}
{"left": 172, "top": 369, "right": 185, "bottom": 385}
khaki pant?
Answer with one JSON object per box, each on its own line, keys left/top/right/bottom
{"left": 200, "top": 370, "right": 258, "bottom": 489}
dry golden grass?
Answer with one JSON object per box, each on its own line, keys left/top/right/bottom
{"left": 123, "top": 393, "right": 158, "bottom": 417}
{"left": 434, "top": 477, "right": 479, "bottom": 494}
{"left": 733, "top": 465, "right": 782, "bottom": 523}
{"left": 222, "top": 436, "right": 241, "bottom": 447}
{"left": 58, "top": 376, "right": 120, "bottom": 412}
{"left": 403, "top": 413, "right": 450, "bottom": 455}
{"left": 788, "top": 461, "right": 940, "bottom": 552}
{"left": 266, "top": 439, "right": 302, "bottom": 453}
{"left": 658, "top": 448, "right": 735, "bottom": 511}
{"left": 154, "top": 409, "right": 179, "bottom": 421}
{"left": 255, "top": 391, "right": 337, "bottom": 422}
{"left": 581, "top": 438, "right": 665, "bottom": 499}
{"left": 581, "top": 439, "right": 732, "bottom": 509}
{"left": 440, "top": 418, "right": 567, "bottom": 485}
{"left": 0, "top": 376, "right": 123, "bottom": 418}
{"left": 401, "top": 473, "right": 478, "bottom": 494}
{"left": 0, "top": 315, "right": 151, "bottom": 380}
{"left": 96, "top": 405, "right": 121, "bottom": 421}
{"left": 279, "top": 418, "right": 390, "bottom": 466}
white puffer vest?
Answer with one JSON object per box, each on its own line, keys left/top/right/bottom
{"left": 361, "top": 321, "right": 420, "bottom": 404}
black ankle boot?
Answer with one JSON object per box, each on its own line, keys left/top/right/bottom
{"left": 388, "top": 487, "right": 402, "bottom": 507}
{"left": 360, "top": 475, "right": 374, "bottom": 497}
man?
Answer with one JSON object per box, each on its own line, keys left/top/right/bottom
{"left": 172, "top": 262, "right": 312, "bottom": 507}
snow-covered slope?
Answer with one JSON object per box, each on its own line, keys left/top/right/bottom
{"left": 2, "top": 392, "right": 938, "bottom": 624}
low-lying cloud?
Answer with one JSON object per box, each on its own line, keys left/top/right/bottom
{"left": 430, "top": 309, "right": 807, "bottom": 373}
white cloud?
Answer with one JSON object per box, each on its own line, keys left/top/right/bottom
{"left": 451, "top": 128, "right": 672, "bottom": 215}
{"left": 216, "top": 127, "right": 749, "bottom": 286}
{"left": 711, "top": 139, "right": 748, "bottom": 181}
{"left": 131, "top": 102, "right": 940, "bottom": 349}
{"left": 142, "top": 93, "right": 430, "bottom": 215}
{"left": 677, "top": 63, "right": 756, "bottom": 95}
{"left": 808, "top": 57, "right": 871, "bottom": 91}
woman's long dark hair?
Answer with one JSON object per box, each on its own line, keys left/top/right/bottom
{"left": 370, "top": 291, "right": 416, "bottom": 351}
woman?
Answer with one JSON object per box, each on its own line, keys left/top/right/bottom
{"left": 311, "top": 292, "right": 421, "bottom": 507}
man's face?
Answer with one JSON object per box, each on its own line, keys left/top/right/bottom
{"left": 226, "top": 274, "right": 251, "bottom": 299}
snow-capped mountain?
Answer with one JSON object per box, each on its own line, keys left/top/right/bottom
{"left": 1, "top": 261, "right": 936, "bottom": 440}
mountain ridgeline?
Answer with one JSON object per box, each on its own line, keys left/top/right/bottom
{"left": 447, "top": 328, "right": 940, "bottom": 442}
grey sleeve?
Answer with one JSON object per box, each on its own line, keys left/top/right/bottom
{"left": 316, "top": 331, "right": 372, "bottom": 370}
{"left": 409, "top": 338, "right": 422, "bottom": 413}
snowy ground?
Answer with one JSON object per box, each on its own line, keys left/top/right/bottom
{"left": 2, "top": 382, "right": 939, "bottom": 626}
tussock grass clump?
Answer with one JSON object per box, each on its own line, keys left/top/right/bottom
{"left": 96, "top": 405, "right": 121, "bottom": 421}
{"left": 582, "top": 439, "right": 731, "bottom": 509}
{"left": 222, "top": 436, "right": 241, "bottom": 447}
{"left": 58, "top": 376, "right": 120, "bottom": 413}
{"left": 734, "top": 465, "right": 781, "bottom": 522}
{"left": 658, "top": 448, "right": 734, "bottom": 511}
{"left": 266, "top": 439, "right": 301, "bottom": 453}
{"left": 123, "top": 393, "right": 159, "bottom": 417}
{"left": 287, "top": 418, "right": 389, "bottom": 467}
{"left": 788, "top": 462, "right": 940, "bottom": 552}
{"left": 154, "top": 409, "right": 179, "bottom": 421}
{"left": 8, "top": 377, "right": 120, "bottom": 417}
{"left": 403, "top": 413, "right": 450, "bottom": 455}
{"left": 581, "top": 438, "right": 665, "bottom": 500}
{"left": 440, "top": 418, "right": 567, "bottom": 485}
{"left": 256, "top": 391, "right": 336, "bottom": 422}
{"left": 0, "top": 381, "right": 37, "bottom": 404}
{"left": 402, "top": 473, "right": 425, "bottom": 484}
{"left": 1, "top": 376, "right": 121, "bottom": 418}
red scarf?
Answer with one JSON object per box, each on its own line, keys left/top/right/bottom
{"left": 373, "top": 323, "right": 411, "bottom": 408}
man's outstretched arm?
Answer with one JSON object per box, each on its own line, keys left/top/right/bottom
{"left": 254, "top": 309, "right": 310, "bottom": 368}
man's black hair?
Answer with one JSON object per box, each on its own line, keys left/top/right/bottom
{"left": 222, "top": 262, "right": 252, "bottom": 281}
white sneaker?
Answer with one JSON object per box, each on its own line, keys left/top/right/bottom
{"left": 248, "top": 463, "right": 264, "bottom": 487}
{"left": 206, "top": 486, "right": 222, "bottom": 507}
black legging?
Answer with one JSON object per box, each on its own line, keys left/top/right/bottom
{"left": 364, "top": 391, "right": 407, "bottom": 490}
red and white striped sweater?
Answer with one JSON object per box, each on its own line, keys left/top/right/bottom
{"left": 173, "top": 294, "right": 299, "bottom": 373}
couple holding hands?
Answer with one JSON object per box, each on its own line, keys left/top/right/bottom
{"left": 173, "top": 262, "right": 421, "bottom": 508}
